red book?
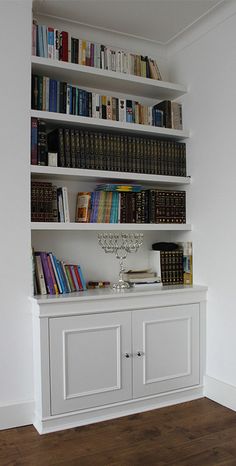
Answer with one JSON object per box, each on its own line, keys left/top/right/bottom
{"left": 74, "top": 265, "right": 83, "bottom": 291}
{"left": 60, "top": 31, "right": 68, "bottom": 62}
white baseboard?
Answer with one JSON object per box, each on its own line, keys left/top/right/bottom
{"left": 204, "top": 375, "right": 236, "bottom": 412}
{"left": 34, "top": 386, "right": 204, "bottom": 434}
{"left": 0, "top": 401, "right": 34, "bottom": 430}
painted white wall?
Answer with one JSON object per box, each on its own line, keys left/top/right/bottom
{"left": 0, "top": 2, "right": 170, "bottom": 428}
{"left": 0, "top": 0, "right": 34, "bottom": 427}
{"left": 168, "top": 2, "right": 236, "bottom": 389}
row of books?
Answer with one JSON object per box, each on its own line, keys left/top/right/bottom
{"left": 33, "top": 250, "right": 86, "bottom": 295}
{"left": 31, "top": 120, "right": 187, "bottom": 177}
{"left": 31, "top": 75, "right": 182, "bottom": 128}
{"left": 31, "top": 182, "right": 70, "bottom": 222}
{"left": 149, "top": 243, "right": 193, "bottom": 286}
{"left": 32, "top": 21, "right": 162, "bottom": 80}
{"left": 75, "top": 188, "right": 186, "bottom": 224}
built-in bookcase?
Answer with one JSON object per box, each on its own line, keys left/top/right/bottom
{"left": 31, "top": 16, "right": 192, "bottom": 289}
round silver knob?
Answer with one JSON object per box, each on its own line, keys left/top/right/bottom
{"left": 137, "top": 351, "right": 144, "bottom": 357}
{"left": 125, "top": 353, "right": 131, "bottom": 358}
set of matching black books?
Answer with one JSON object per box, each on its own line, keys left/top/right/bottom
{"left": 45, "top": 124, "right": 187, "bottom": 177}
{"left": 160, "top": 249, "right": 184, "bottom": 285}
{"left": 31, "top": 181, "right": 70, "bottom": 222}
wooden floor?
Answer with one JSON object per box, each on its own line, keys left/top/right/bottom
{"left": 1, "top": 398, "right": 236, "bottom": 466}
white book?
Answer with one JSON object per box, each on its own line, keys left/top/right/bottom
{"left": 149, "top": 250, "right": 161, "bottom": 278}
{"left": 58, "top": 191, "right": 64, "bottom": 222}
{"left": 119, "top": 99, "right": 126, "bottom": 122}
{"left": 116, "top": 50, "right": 121, "bottom": 72}
{"left": 78, "top": 39, "right": 83, "bottom": 65}
{"left": 128, "top": 277, "right": 161, "bottom": 284}
{"left": 42, "top": 25, "right": 48, "bottom": 58}
{"left": 54, "top": 29, "right": 59, "bottom": 60}
{"left": 62, "top": 187, "right": 70, "bottom": 223}
{"left": 66, "top": 85, "right": 70, "bottom": 114}
{"left": 131, "top": 282, "right": 163, "bottom": 289}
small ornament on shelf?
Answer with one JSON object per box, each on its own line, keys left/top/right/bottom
{"left": 97, "top": 232, "right": 143, "bottom": 290}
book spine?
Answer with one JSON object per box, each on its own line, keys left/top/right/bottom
{"left": 77, "top": 266, "right": 87, "bottom": 290}
{"left": 47, "top": 254, "right": 59, "bottom": 294}
{"left": 35, "top": 253, "right": 47, "bottom": 295}
{"left": 31, "top": 118, "right": 38, "bottom": 165}
{"left": 40, "top": 252, "right": 55, "bottom": 295}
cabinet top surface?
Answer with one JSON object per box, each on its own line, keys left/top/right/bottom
{"left": 31, "top": 285, "right": 207, "bottom": 306}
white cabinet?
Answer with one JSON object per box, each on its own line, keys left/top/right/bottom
{"left": 132, "top": 304, "right": 199, "bottom": 398}
{"left": 31, "top": 286, "right": 206, "bottom": 434}
{"left": 49, "top": 312, "right": 132, "bottom": 414}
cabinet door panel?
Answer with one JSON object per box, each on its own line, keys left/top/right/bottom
{"left": 50, "top": 311, "right": 132, "bottom": 415}
{"left": 132, "top": 304, "right": 199, "bottom": 398}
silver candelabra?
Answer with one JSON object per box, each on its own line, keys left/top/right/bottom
{"left": 97, "top": 232, "right": 144, "bottom": 290}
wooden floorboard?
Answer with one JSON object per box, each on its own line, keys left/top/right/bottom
{"left": 1, "top": 398, "right": 236, "bottom": 466}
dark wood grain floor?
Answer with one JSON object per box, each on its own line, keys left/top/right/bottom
{"left": 1, "top": 398, "right": 236, "bottom": 466}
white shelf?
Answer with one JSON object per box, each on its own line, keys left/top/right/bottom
{"left": 31, "top": 222, "right": 192, "bottom": 231}
{"left": 30, "top": 165, "right": 191, "bottom": 186}
{"left": 31, "top": 56, "right": 187, "bottom": 100}
{"left": 31, "top": 110, "right": 189, "bottom": 140}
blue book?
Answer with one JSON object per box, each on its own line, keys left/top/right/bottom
{"left": 78, "top": 89, "right": 83, "bottom": 116}
{"left": 47, "top": 28, "right": 54, "bottom": 59}
{"left": 49, "top": 79, "right": 57, "bottom": 112}
{"left": 50, "top": 254, "right": 64, "bottom": 294}
{"left": 57, "top": 261, "right": 69, "bottom": 293}
{"left": 42, "top": 25, "right": 48, "bottom": 58}
{"left": 126, "top": 100, "right": 133, "bottom": 123}
{"left": 77, "top": 266, "right": 87, "bottom": 290}
{"left": 69, "top": 86, "right": 73, "bottom": 115}
{"left": 37, "top": 25, "right": 44, "bottom": 57}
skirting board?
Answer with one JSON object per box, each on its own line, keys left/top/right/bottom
{"left": 34, "top": 386, "right": 204, "bottom": 434}
{"left": 0, "top": 401, "right": 34, "bottom": 430}
{"left": 204, "top": 375, "right": 236, "bottom": 412}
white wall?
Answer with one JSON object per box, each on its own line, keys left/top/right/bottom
{"left": 0, "top": 3, "right": 170, "bottom": 428}
{"left": 168, "top": 2, "right": 236, "bottom": 396}
{"left": 0, "top": 0, "right": 33, "bottom": 428}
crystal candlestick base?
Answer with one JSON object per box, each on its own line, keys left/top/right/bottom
{"left": 97, "top": 232, "right": 144, "bottom": 290}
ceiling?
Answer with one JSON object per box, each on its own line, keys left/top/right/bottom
{"left": 33, "top": 0, "right": 225, "bottom": 45}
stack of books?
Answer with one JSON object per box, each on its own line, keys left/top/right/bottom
{"left": 122, "top": 269, "right": 162, "bottom": 288}
{"left": 149, "top": 242, "right": 193, "bottom": 286}
{"left": 31, "top": 181, "right": 70, "bottom": 222}
{"left": 32, "top": 120, "right": 187, "bottom": 176}
{"left": 33, "top": 250, "right": 86, "bottom": 295}
{"left": 32, "top": 21, "right": 162, "bottom": 80}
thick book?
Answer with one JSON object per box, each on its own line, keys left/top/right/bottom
{"left": 153, "top": 100, "right": 172, "bottom": 128}
{"left": 39, "top": 252, "right": 55, "bottom": 295}
{"left": 35, "top": 253, "right": 47, "bottom": 295}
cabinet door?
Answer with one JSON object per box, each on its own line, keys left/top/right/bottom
{"left": 132, "top": 304, "right": 200, "bottom": 399}
{"left": 49, "top": 311, "right": 132, "bottom": 415}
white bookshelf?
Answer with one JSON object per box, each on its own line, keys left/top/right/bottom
{"left": 31, "top": 165, "right": 191, "bottom": 186}
{"left": 31, "top": 222, "right": 192, "bottom": 231}
{"left": 32, "top": 56, "right": 187, "bottom": 100}
{"left": 31, "top": 110, "right": 189, "bottom": 140}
